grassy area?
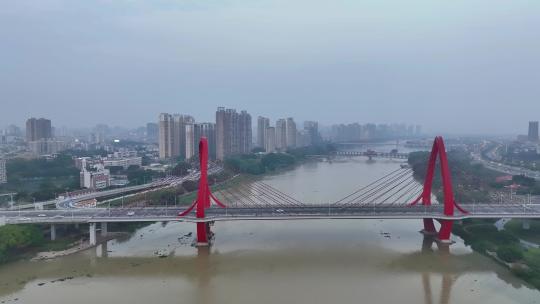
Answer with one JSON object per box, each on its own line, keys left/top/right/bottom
{"left": 505, "top": 219, "right": 540, "bottom": 244}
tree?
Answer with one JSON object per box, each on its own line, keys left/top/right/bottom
{"left": 182, "top": 180, "right": 198, "bottom": 192}
{"left": 172, "top": 161, "right": 191, "bottom": 177}
{"left": 0, "top": 225, "right": 44, "bottom": 263}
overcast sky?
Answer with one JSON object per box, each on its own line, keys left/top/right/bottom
{"left": 1, "top": 0, "right": 539, "bottom": 134}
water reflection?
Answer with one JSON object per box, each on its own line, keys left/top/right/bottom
{"left": 420, "top": 236, "right": 454, "bottom": 304}
{"left": 196, "top": 247, "right": 212, "bottom": 304}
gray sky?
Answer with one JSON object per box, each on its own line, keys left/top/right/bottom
{"left": 1, "top": 0, "right": 539, "bottom": 134}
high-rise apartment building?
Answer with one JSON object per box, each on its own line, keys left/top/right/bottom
{"left": 239, "top": 110, "right": 252, "bottom": 154}
{"left": 265, "top": 127, "right": 276, "bottom": 153}
{"left": 158, "top": 113, "right": 195, "bottom": 159}
{"left": 159, "top": 113, "right": 174, "bottom": 159}
{"left": 26, "top": 118, "right": 52, "bottom": 142}
{"left": 275, "top": 119, "right": 287, "bottom": 151}
{"left": 0, "top": 158, "right": 6, "bottom": 184}
{"left": 257, "top": 116, "right": 270, "bottom": 149}
{"left": 528, "top": 121, "right": 539, "bottom": 142}
{"left": 185, "top": 123, "right": 196, "bottom": 160}
{"left": 286, "top": 117, "right": 297, "bottom": 149}
{"left": 215, "top": 107, "right": 252, "bottom": 160}
{"left": 194, "top": 123, "right": 217, "bottom": 159}
{"left": 303, "top": 121, "right": 320, "bottom": 145}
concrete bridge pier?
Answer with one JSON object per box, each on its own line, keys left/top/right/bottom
{"left": 89, "top": 223, "right": 97, "bottom": 246}
{"left": 196, "top": 222, "right": 211, "bottom": 247}
{"left": 101, "top": 222, "right": 108, "bottom": 236}
{"left": 97, "top": 242, "right": 108, "bottom": 258}
{"left": 50, "top": 224, "right": 56, "bottom": 241}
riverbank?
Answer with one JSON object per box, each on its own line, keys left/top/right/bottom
{"left": 408, "top": 150, "right": 540, "bottom": 290}
{"left": 32, "top": 232, "right": 127, "bottom": 261}
{"left": 453, "top": 219, "right": 540, "bottom": 289}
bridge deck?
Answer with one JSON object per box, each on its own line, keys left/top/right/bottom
{"left": 2, "top": 204, "right": 540, "bottom": 224}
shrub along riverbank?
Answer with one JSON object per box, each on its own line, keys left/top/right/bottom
{"left": 408, "top": 150, "right": 540, "bottom": 289}
{"left": 0, "top": 225, "right": 44, "bottom": 263}
{"left": 453, "top": 219, "right": 540, "bottom": 289}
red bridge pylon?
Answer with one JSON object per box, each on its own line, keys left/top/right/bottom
{"left": 410, "top": 136, "right": 467, "bottom": 243}
{"left": 179, "top": 137, "right": 226, "bottom": 246}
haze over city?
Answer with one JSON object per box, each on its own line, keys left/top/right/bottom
{"left": 3, "top": 1, "right": 540, "bottom": 304}
{"left": 2, "top": 0, "right": 540, "bottom": 134}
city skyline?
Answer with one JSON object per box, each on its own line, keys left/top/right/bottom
{"left": 2, "top": 1, "right": 540, "bottom": 301}
{"left": 2, "top": 109, "right": 540, "bottom": 137}
{"left": 2, "top": 1, "right": 539, "bottom": 135}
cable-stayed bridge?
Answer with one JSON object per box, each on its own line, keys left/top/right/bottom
{"left": 2, "top": 136, "right": 540, "bottom": 247}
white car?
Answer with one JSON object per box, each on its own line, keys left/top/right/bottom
{"left": 127, "top": 211, "right": 135, "bottom": 216}
{"left": 37, "top": 214, "right": 47, "bottom": 217}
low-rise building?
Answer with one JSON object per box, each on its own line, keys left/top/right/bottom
{"left": 79, "top": 158, "right": 111, "bottom": 190}
{"left": 103, "top": 156, "right": 142, "bottom": 169}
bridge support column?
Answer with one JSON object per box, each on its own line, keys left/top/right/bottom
{"left": 421, "top": 219, "right": 437, "bottom": 235}
{"left": 89, "top": 223, "right": 97, "bottom": 246}
{"left": 50, "top": 224, "right": 57, "bottom": 241}
{"left": 179, "top": 137, "right": 226, "bottom": 247}
{"left": 101, "top": 222, "right": 108, "bottom": 236}
{"left": 196, "top": 222, "right": 210, "bottom": 246}
{"left": 410, "top": 137, "right": 468, "bottom": 246}
{"left": 437, "top": 220, "right": 454, "bottom": 244}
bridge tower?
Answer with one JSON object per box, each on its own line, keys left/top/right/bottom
{"left": 179, "top": 137, "right": 226, "bottom": 246}
{"left": 410, "top": 136, "right": 467, "bottom": 243}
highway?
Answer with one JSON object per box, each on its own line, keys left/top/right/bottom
{"left": 472, "top": 152, "right": 540, "bottom": 180}
{"left": 2, "top": 203, "right": 540, "bottom": 225}
{"left": 1, "top": 165, "right": 223, "bottom": 211}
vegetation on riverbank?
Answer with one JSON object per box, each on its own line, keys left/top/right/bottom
{"left": 453, "top": 219, "right": 540, "bottom": 289}
{"left": 408, "top": 150, "right": 540, "bottom": 289}
{"left": 408, "top": 150, "right": 540, "bottom": 202}
{"left": 0, "top": 225, "right": 44, "bottom": 263}
{"left": 224, "top": 144, "right": 336, "bottom": 175}
{"left": 408, "top": 150, "right": 500, "bottom": 203}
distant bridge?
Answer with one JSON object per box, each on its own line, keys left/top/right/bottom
{"left": 334, "top": 150, "right": 409, "bottom": 159}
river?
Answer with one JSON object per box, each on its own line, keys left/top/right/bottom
{"left": 0, "top": 155, "right": 539, "bottom": 304}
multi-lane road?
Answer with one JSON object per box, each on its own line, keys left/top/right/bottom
{"left": 472, "top": 152, "right": 540, "bottom": 180}
{"left": 2, "top": 165, "right": 223, "bottom": 211}
{"left": 2, "top": 203, "right": 540, "bottom": 225}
